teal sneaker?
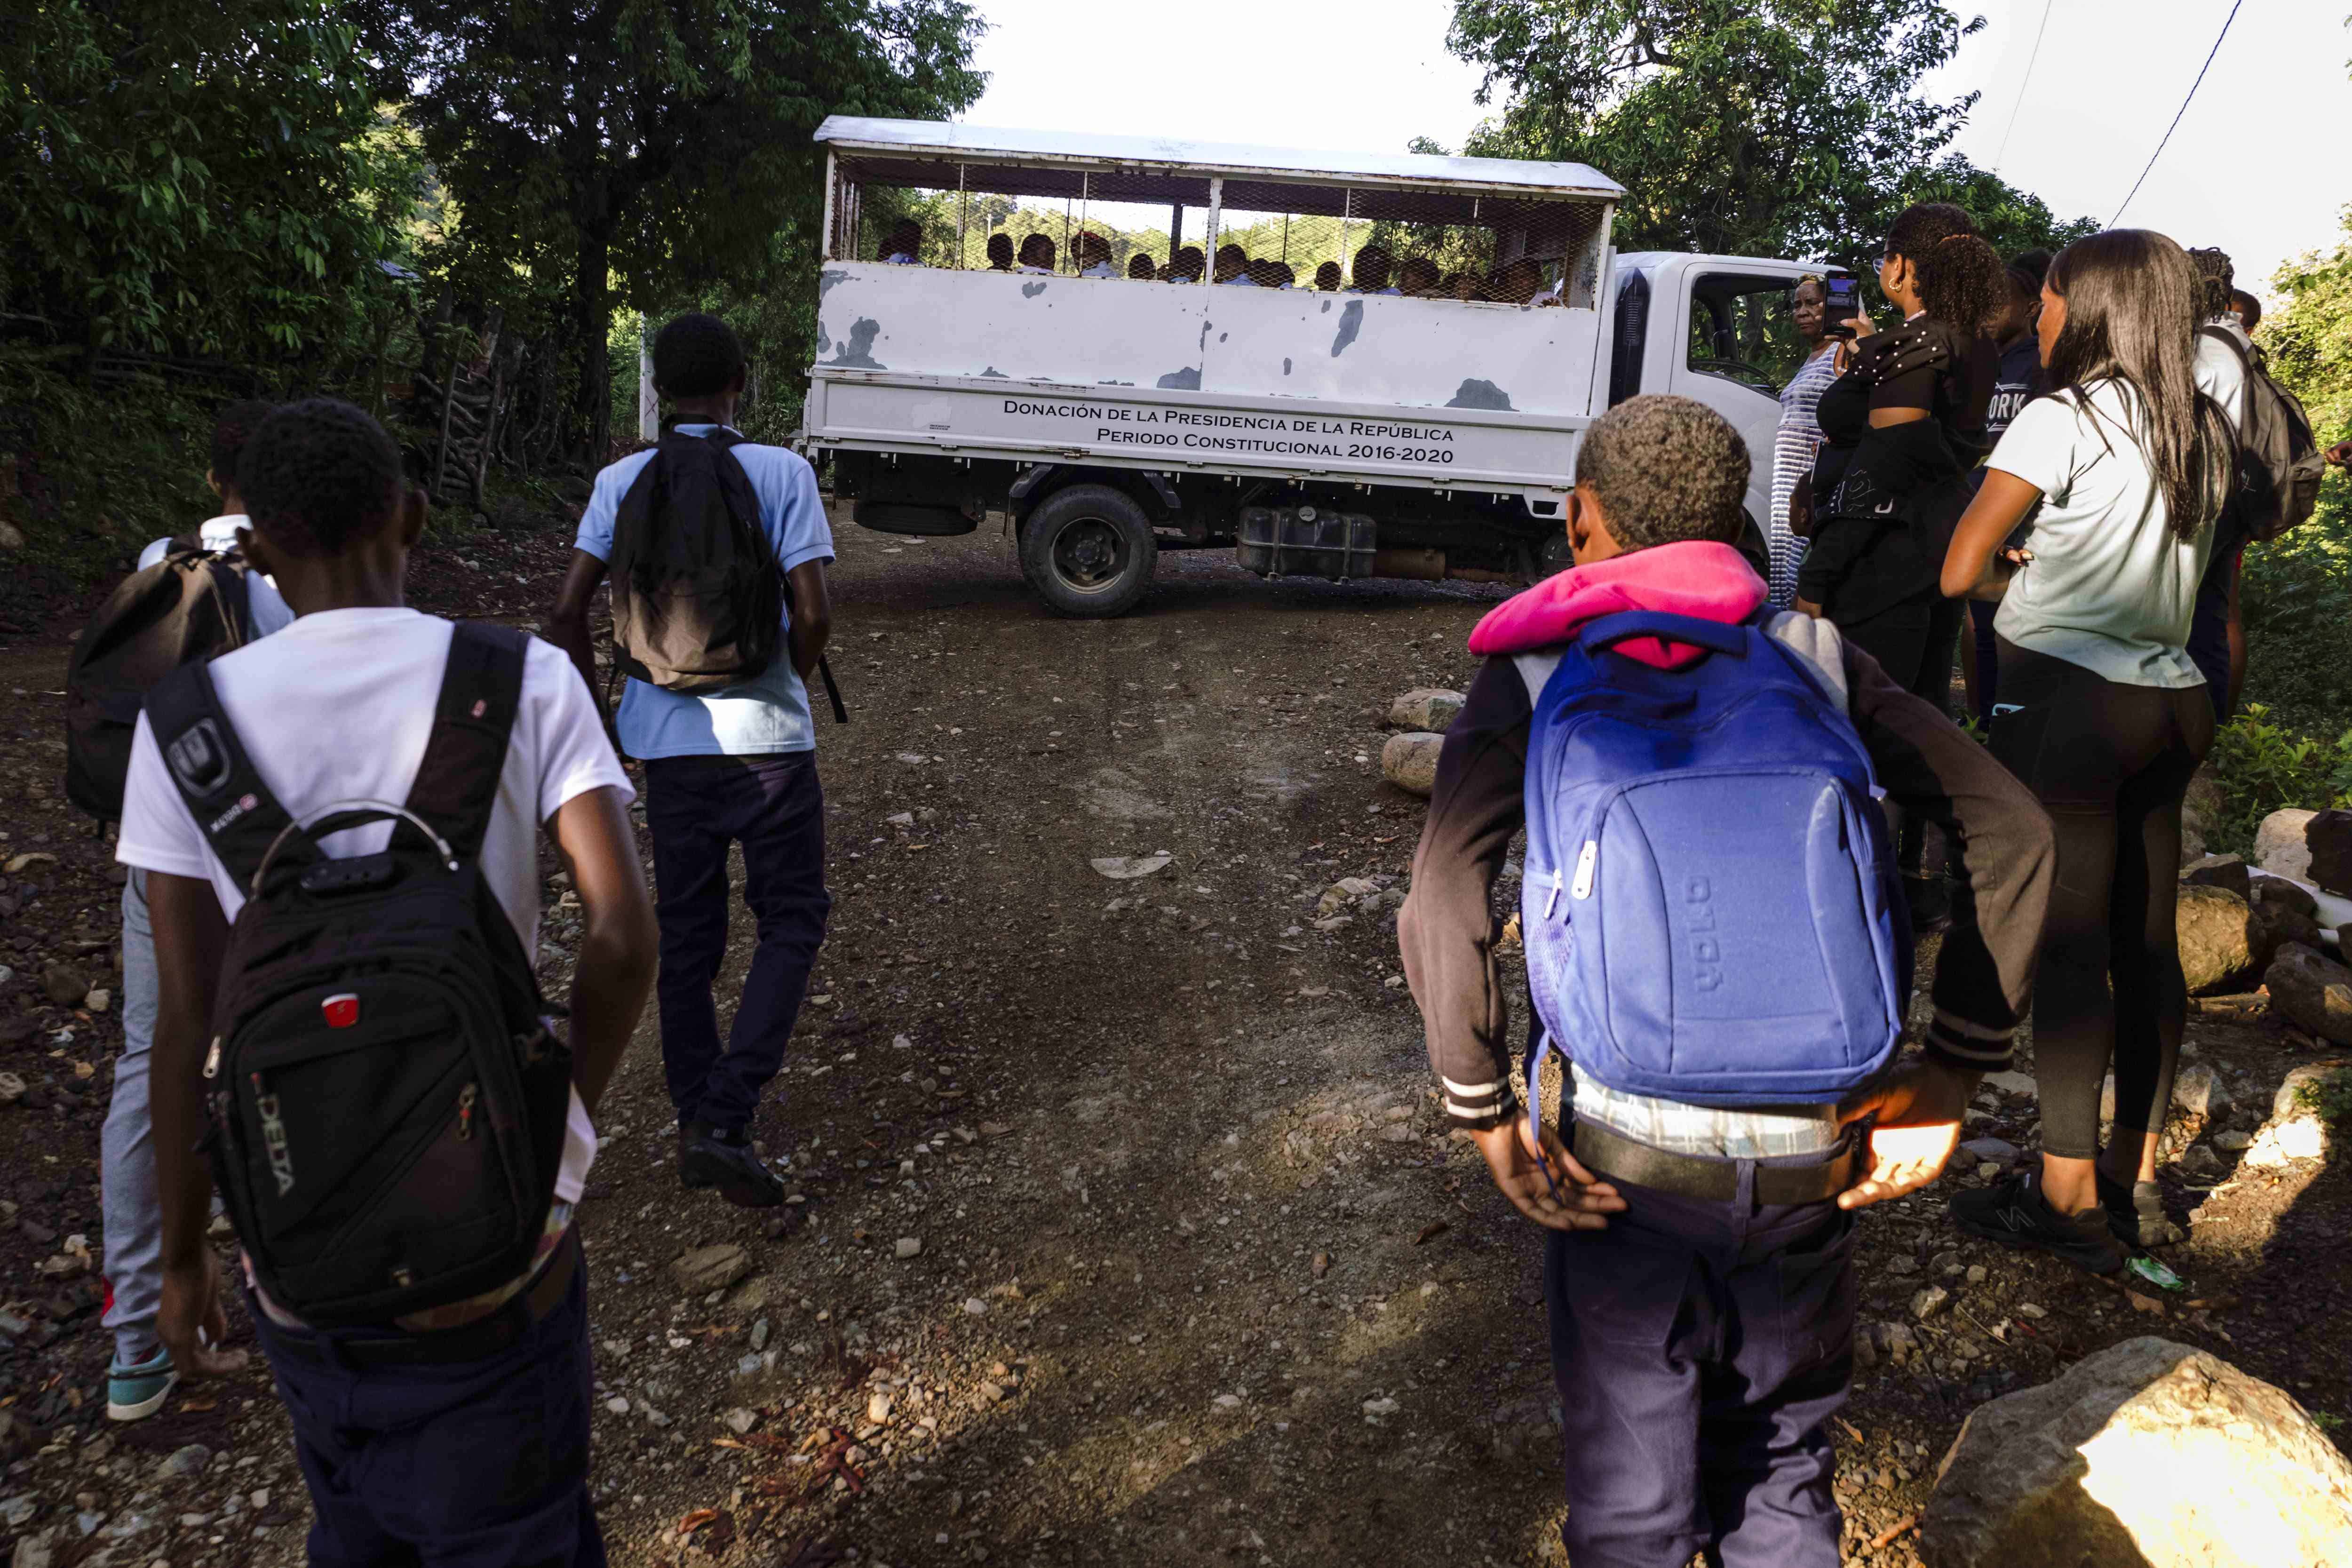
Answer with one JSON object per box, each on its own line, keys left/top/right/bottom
{"left": 107, "top": 1347, "right": 177, "bottom": 1422}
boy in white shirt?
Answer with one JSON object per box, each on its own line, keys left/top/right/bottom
{"left": 121, "top": 399, "right": 656, "bottom": 1565}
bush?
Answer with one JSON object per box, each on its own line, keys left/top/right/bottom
{"left": 2203, "top": 703, "right": 2352, "bottom": 856}
{"left": 2240, "top": 489, "right": 2352, "bottom": 736}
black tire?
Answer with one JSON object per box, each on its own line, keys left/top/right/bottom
{"left": 1018, "top": 484, "right": 1158, "bottom": 617}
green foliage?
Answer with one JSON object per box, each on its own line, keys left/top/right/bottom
{"left": 1446, "top": 0, "right": 2095, "bottom": 271}
{"left": 362, "top": 0, "right": 987, "bottom": 457}
{"left": 2201, "top": 704, "right": 2352, "bottom": 856}
{"left": 1, "top": 0, "right": 420, "bottom": 362}
{"left": 2263, "top": 207, "right": 2352, "bottom": 448}
{"left": 2292, "top": 1070, "right": 2352, "bottom": 1128}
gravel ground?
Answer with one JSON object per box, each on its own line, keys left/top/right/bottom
{"left": 1, "top": 502, "right": 2347, "bottom": 1568}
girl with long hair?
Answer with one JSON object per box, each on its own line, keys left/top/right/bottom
{"left": 1941, "top": 229, "right": 2233, "bottom": 1274}
{"left": 1799, "top": 201, "right": 2008, "bottom": 931}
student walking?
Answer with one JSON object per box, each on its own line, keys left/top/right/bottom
{"left": 86, "top": 399, "right": 294, "bottom": 1421}
{"left": 122, "top": 399, "right": 656, "bottom": 1564}
{"left": 1942, "top": 230, "right": 2233, "bottom": 1270}
{"left": 548, "top": 313, "right": 834, "bottom": 1210}
{"left": 1400, "top": 395, "right": 2054, "bottom": 1568}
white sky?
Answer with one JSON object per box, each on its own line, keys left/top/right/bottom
{"left": 966, "top": 0, "right": 2352, "bottom": 300}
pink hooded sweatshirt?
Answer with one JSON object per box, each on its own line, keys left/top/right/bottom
{"left": 1466, "top": 540, "right": 1767, "bottom": 669}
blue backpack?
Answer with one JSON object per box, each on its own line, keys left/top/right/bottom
{"left": 1519, "top": 609, "right": 1909, "bottom": 1120}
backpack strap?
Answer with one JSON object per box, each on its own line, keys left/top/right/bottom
{"left": 405, "top": 622, "right": 529, "bottom": 863}
{"left": 2199, "top": 324, "right": 2258, "bottom": 438}
{"left": 142, "top": 661, "right": 297, "bottom": 892}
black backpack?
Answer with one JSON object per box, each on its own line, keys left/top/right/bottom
{"left": 65, "top": 542, "right": 258, "bottom": 822}
{"left": 608, "top": 430, "right": 782, "bottom": 692}
{"left": 144, "top": 622, "right": 570, "bottom": 1328}
{"left": 2199, "top": 326, "right": 2326, "bottom": 541}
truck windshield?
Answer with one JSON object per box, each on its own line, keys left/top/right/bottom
{"left": 1685, "top": 273, "right": 1810, "bottom": 398}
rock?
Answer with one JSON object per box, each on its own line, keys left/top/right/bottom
{"left": 1912, "top": 1285, "right": 1950, "bottom": 1321}
{"left": 1922, "top": 1337, "right": 2352, "bottom": 1568}
{"left": 1311, "top": 1251, "right": 1331, "bottom": 1279}
{"left": 894, "top": 1237, "right": 922, "bottom": 1259}
{"left": 153, "top": 1443, "right": 210, "bottom": 1482}
{"left": 2179, "top": 1143, "right": 2224, "bottom": 1180}
{"left": 2257, "top": 809, "right": 2321, "bottom": 880}
{"left": 1361, "top": 1396, "right": 1399, "bottom": 1419}
{"left": 2173, "top": 885, "right": 2258, "bottom": 994}
{"left": 2306, "top": 808, "right": 2352, "bottom": 897}
{"left": 83, "top": 988, "right": 108, "bottom": 1013}
{"left": 749, "top": 1317, "right": 770, "bottom": 1352}
{"left": 962, "top": 1297, "right": 987, "bottom": 1316}
{"left": 1982, "top": 1069, "right": 2039, "bottom": 1099}
{"left": 1315, "top": 877, "right": 1378, "bottom": 917}
{"left": 39, "top": 963, "right": 88, "bottom": 1007}
{"left": 2169, "top": 1062, "right": 2231, "bottom": 1122}
{"left": 9, "top": 1526, "right": 54, "bottom": 1568}
{"left": 2214, "top": 1128, "right": 2252, "bottom": 1152}
{"left": 2263, "top": 943, "right": 2352, "bottom": 1045}
{"left": 1960, "top": 1136, "right": 2020, "bottom": 1166}
{"left": 723, "top": 1407, "right": 757, "bottom": 1434}
{"left": 865, "top": 1391, "right": 893, "bottom": 1426}
{"left": 603, "top": 1395, "right": 630, "bottom": 1414}
{"left": 0, "top": 1072, "right": 23, "bottom": 1106}
{"left": 2252, "top": 873, "right": 2321, "bottom": 918}
{"left": 1089, "top": 852, "right": 1171, "bottom": 880}
{"left": 978, "top": 1379, "right": 1009, "bottom": 1404}
{"left": 1381, "top": 732, "right": 1443, "bottom": 797}
{"left": 1386, "top": 688, "right": 1465, "bottom": 732}
{"left": 0, "top": 1411, "right": 20, "bottom": 1462}
{"left": 668, "top": 1243, "right": 752, "bottom": 1294}
{"left": 2182, "top": 855, "right": 2251, "bottom": 901}
{"left": 2272, "top": 1064, "right": 2348, "bottom": 1122}
{"left": 2252, "top": 899, "right": 2325, "bottom": 971}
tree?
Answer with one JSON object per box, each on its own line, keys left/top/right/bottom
{"left": 1, "top": 0, "right": 417, "bottom": 361}
{"left": 361, "top": 0, "right": 985, "bottom": 460}
{"left": 1446, "top": 0, "right": 2093, "bottom": 267}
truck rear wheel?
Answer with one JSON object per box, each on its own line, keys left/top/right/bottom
{"left": 1018, "top": 485, "right": 1158, "bottom": 617}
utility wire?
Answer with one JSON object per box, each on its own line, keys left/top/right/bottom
{"left": 1990, "top": 0, "right": 2055, "bottom": 177}
{"left": 2110, "top": 0, "right": 2244, "bottom": 226}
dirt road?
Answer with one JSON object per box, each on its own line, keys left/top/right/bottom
{"left": 3, "top": 506, "right": 2348, "bottom": 1568}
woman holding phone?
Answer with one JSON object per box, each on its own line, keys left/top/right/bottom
{"left": 1798, "top": 201, "right": 2006, "bottom": 932}
{"left": 1941, "top": 230, "right": 2230, "bottom": 1273}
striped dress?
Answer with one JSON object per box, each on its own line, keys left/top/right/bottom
{"left": 1769, "top": 343, "right": 1841, "bottom": 607}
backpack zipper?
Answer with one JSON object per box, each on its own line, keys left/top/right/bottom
{"left": 1571, "top": 840, "right": 1597, "bottom": 900}
{"left": 456, "top": 1082, "right": 478, "bottom": 1141}
{"left": 1542, "top": 868, "right": 1563, "bottom": 919}
{"left": 202, "top": 1036, "right": 221, "bottom": 1079}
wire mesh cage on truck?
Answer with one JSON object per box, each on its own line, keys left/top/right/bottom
{"left": 803, "top": 117, "right": 1634, "bottom": 615}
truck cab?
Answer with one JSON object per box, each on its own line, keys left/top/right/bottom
{"left": 798, "top": 118, "right": 1842, "bottom": 616}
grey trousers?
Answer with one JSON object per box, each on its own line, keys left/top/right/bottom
{"left": 100, "top": 868, "right": 162, "bottom": 1365}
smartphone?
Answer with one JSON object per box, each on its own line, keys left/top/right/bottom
{"left": 1820, "top": 275, "right": 1862, "bottom": 338}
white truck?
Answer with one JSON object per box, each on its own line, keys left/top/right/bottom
{"left": 803, "top": 116, "right": 1841, "bottom": 615}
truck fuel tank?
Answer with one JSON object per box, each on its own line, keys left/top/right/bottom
{"left": 1236, "top": 506, "right": 1376, "bottom": 582}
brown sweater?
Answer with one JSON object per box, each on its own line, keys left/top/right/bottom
{"left": 1397, "top": 635, "right": 2057, "bottom": 1130}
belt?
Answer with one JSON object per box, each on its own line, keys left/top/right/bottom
{"left": 1571, "top": 1121, "right": 1859, "bottom": 1205}
{"left": 261, "top": 1231, "right": 581, "bottom": 1370}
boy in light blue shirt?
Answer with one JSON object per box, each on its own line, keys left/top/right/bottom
{"left": 548, "top": 313, "right": 834, "bottom": 1209}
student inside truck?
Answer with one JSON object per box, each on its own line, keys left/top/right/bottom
{"left": 881, "top": 220, "right": 922, "bottom": 264}
{"left": 1350, "top": 245, "right": 1400, "bottom": 294}
{"left": 1076, "top": 232, "right": 1118, "bottom": 278}
{"left": 1496, "top": 258, "right": 1546, "bottom": 304}
{"left": 1313, "top": 261, "right": 1343, "bottom": 291}
{"left": 1214, "top": 244, "right": 1254, "bottom": 285}
{"left": 1168, "top": 245, "right": 1205, "bottom": 283}
{"left": 1128, "top": 253, "right": 1158, "bottom": 280}
{"left": 1398, "top": 256, "right": 1441, "bottom": 296}
{"left": 1017, "top": 233, "right": 1056, "bottom": 274}
{"left": 985, "top": 231, "right": 1015, "bottom": 271}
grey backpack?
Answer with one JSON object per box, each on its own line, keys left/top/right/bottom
{"left": 2202, "top": 326, "right": 2325, "bottom": 541}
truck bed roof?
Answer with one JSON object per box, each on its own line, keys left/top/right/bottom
{"left": 813, "top": 116, "right": 1624, "bottom": 203}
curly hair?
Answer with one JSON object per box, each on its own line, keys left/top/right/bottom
{"left": 2186, "top": 247, "right": 2234, "bottom": 321}
{"left": 238, "top": 399, "right": 403, "bottom": 559}
{"left": 1885, "top": 202, "right": 2007, "bottom": 337}
{"left": 652, "top": 312, "right": 746, "bottom": 399}
{"left": 1575, "top": 395, "right": 1750, "bottom": 551}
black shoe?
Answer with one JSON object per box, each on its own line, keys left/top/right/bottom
{"left": 680, "top": 1122, "right": 787, "bottom": 1209}
{"left": 1902, "top": 873, "right": 1953, "bottom": 938}
{"left": 2098, "top": 1170, "right": 2185, "bottom": 1248}
{"left": 1951, "top": 1170, "right": 2124, "bottom": 1275}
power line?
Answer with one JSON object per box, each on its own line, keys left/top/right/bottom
{"left": 1990, "top": 0, "right": 2055, "bottom": 177}
{"left": 2110, "top": 0, "right": 2244, "bottom": 226}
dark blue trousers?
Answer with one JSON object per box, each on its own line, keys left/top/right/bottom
{"left": 1546, "top": 1149, "right": 1857, "bottom": 1568}
{"left": 251, "top": 1257, "right": 605, "bottom": 1568}
{"left": 644, "top": 752, "right": 831, "bottom": 1133}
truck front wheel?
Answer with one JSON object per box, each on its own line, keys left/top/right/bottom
{"left": 1018, "top": 485, "right": 1159, "bottom": 617}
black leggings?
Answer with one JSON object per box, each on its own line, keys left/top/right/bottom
{"left": 1837, "top": 595, "right": 1967, "bottom": 876}
{"left": 1990, "top": 640, "right": 2215, "bottom": 1160}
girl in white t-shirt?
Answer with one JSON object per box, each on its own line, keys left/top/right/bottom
{"left": 1940, "top": 230, "right": 2233, "bottom": 1275}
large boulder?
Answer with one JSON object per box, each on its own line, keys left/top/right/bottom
{"left": 1385, "top": 688, "right": 1464, "bottom": 732}
{"left": 1921, "top": 1337, "right": 2352, "bottom": 1568}
{"left": 2174, "top": 884, "right": 2258, "bottom": 994}
{"left": 2255, "top": 808, "right": 2319, "bottom": 881}
{"left": 2310, "top": 808, "right": 2352, "bottom": 897}
{"left": 1381, "top": 732, "right": 1443, "bottom": 797}
{"left": 2183, "top": 855, "right": 2251, "bottom": 901}
{"left": 2265, "top": 941, "right": 2352, "bottom": 1045}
